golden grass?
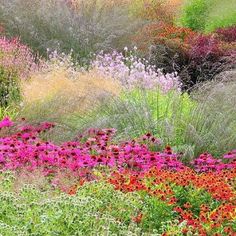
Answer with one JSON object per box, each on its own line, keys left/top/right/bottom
{"left": 20, "top": 67, "right": 122, "bottom": 116}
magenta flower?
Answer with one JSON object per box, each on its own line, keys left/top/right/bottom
{"left": 0, "top": 117, "right": 14, "bottom": 129}
{"left": 223, "top": 150, "right": 236, "bottom": 159}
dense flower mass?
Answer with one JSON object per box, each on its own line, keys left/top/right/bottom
{"left": 0, "top": 117, "right": 235, "bottom": 175}
{"left": 92, "top": 50, "right": 181, "bottom": 92}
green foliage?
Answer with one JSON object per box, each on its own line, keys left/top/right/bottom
{"left": 71, "top": 88, "right": 197, "bottom": 152}
{"left": 70, "top": 90, "right": 194, "bottom": 144}
{"left": 0, "top": 106, "right": 18, "bottom": 120}
{"left": 0, "top": 67, "right": 21, "bottom": 107}
{"left": 179, "top": 0, "right": 210, "bottom": 31}
{"left": 140, "top": 194, "right": 174, "bottom": 231}
{"left": 204, "top": 0, "right": 236, "bottom": 32}
{"left": 178, "top": 0, "right": 236, "bottom": 32}
{"left": 172, "top": 185, "right": 219, "bottom": 216}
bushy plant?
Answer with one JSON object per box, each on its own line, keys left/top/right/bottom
{"left": 73, "top": 79, "right": 236, "bottom": 158}
{"left": 216, "top": 26, "right": 236, "bottom": 43}
{"left": 128, "top": 0, "right": 183, "bottom": 25}
{"left": 18, "top": 53, "right": 121, "bottom": 142}
{"left": 0, "top": 0, "right": 142, "bottom": 64}
{"left": 0, "top": 166, "right": 234, "bottom": 235}
{"left": 0, "top": 176, "right": 144, "bottom": 235}
{"left": 178, "top": 0, "right": 236, "bottom": 32}
{"left": 136, "top": 23, "right": 236, "bottom": 89}
{"left": 72, "top": 89, "right": 196, "bottom": 149}
{"left": 0, "top": 67, "right": 20, "bottom": 107}
{"left": 178, "top": 0, "right": 210, "bottom": 31}
{"left": 0, "top": 37, "right": 39, "bottom": 78}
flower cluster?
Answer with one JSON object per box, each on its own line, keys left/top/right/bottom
{"left": 92, "top": 50, "right": 181, "bottom": 92}
{"left": 0, "top": 117, "right": 14, "bottom": 129}
{"left": 192, "top": 152, "right": 236, "bottom": 172}
{"left": 107, "top": 167, "right": 236, "bottom": 234}
{"left": 0, "top": 37, "right": 39, "bottom": 78}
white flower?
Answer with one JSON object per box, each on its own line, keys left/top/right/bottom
{"left": 124, "top": 47, "right": 128, "bottom": 51}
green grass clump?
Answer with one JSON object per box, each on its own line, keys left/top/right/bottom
{"left": 70, "top": 89, "right": 195, "bottom": 142}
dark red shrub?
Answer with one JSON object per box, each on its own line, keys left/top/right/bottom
{"left": 188, "top": 34, "right": 223, "bottom": 62}
{"left": 216, "top": 26, "right": 236, "bottom": 43}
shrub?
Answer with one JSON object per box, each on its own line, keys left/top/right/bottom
{"left": 178, "top": 0, "right": 210, "bottom": 31}
{"left": 216, "top": 26, "right": 236, "bottom": 43}
{"left": 135, "top": 22, "right": 235, "bottom": 89}
{"left": 0, "top": 0, "right": 142, "bottom": 64}
{"left": 0, "top": 175, "right": 144, "bottom": 235}
{"left": 178, "top": 0, "right": 236, "bottom": 32}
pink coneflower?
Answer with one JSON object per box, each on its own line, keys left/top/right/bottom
{"left": 0, "top": 117, "right": 14, "bottom": 129}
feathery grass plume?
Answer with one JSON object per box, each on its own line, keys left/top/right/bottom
{"left": 0, "top": 0, "right": 142, "bottom": 64}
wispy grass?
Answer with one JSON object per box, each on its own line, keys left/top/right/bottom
{"left": 0, "top": 0, "right": 142, "bottom": 63}
{"left": 71, "top": 89, "right": 195, "bottom": 146}
{"left": 0, "top": 106, "right": 18, "bottom": 120}
{"left": 186, "top": 79, "right": 236, "bottom": 157}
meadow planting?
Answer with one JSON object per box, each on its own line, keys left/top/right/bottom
{"left": 0, "top": 0, "right": 235, "bottom": 235}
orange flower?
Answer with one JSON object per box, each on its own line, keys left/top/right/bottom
{"left": 132, "top": 212, "right": 143, "bottom": 224}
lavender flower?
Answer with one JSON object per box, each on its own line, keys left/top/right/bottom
{"left": 91, "top": 50, "right": 181, "bottom": 92}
